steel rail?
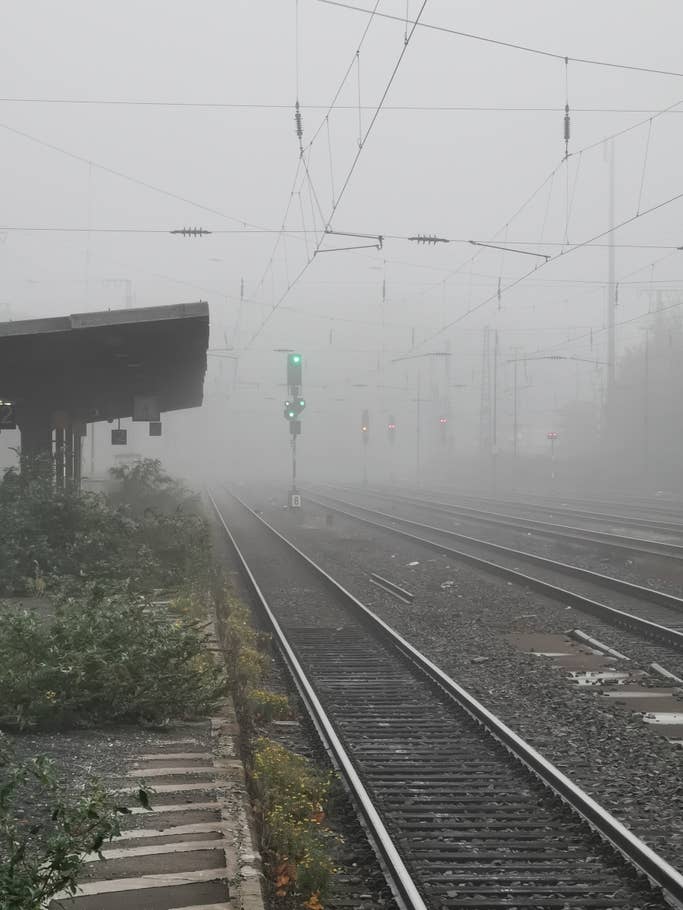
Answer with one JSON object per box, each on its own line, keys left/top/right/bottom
{"left": 370, "top": 571, "right": 415, "bottom": 603}
{"left": 426, "top": 487, "right": 683, "bottom": 536}
{"left": 209, "top": 489, "right": 683, "bottom": 905}
{"left": 305, "top": 491, "right": 683, "bottom": 650}
{"left": 353, "top": 485, "right": 683, "bottom": 562}
{"left": 208, "top": 491, "right": 428, "bottom": 910}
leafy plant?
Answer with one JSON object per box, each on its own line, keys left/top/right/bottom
{"left": 0, "top": 457, "right": 210, "bottom": 597}
{"left": 0, "top": 593, "right": 226, "bottom": 730}
{"left": 218, "top": 589, "right": 270, "bottom": 696}
{"left": 252, "top": 738, "right": 337, "bottom": 904}
{"left": 248, "top": 690, "right": 293, "bottom": 723}
{"left": 0, "top": 740, "right": 151, "bottom": 909}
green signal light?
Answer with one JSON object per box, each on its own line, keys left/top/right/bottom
{"left": 290, "top": 354, "right": 301, "bottom": 364}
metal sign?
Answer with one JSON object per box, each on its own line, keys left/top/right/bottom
{"left": 0, "top": 399, "right": 16, "bottom": 430}
{"left": 132, "top": 395, "right": 160, "bottom": 422}
{"left": 289, "top": 493, "right": 301, "bottom": 509}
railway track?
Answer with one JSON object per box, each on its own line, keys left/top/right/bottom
{"left": 423, "top": 487, "right": 683, "bottom": 540}
{"left": 303, "top": 489, "right": 683, "bottom": 653}
{"left": 345, "top": 485, "right": 683, "bottom": 565}
{"left": 209, "top": 489, "right": 683, "bottom": 910}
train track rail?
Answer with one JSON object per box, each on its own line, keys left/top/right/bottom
{"left": 304, "top": 489, "right": 683, "bottom": 652}
{"left": 346, "top": 485, "right": 683, "bottom": 564}
{"left": 423, "top": 487, "right": 683, "bottom": 539}
{"left": 209, "top": 489, "right": 683, "bottom": 910}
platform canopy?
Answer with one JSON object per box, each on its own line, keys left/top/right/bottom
{"left": 0, "top": 301, "right": 209, "bottom": 456}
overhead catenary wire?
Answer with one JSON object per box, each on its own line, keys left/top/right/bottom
{"left": 394, "top": 91, "right": 683, "bottom": 315}
{"left": 2, "top": 225, "right": 682, "bottom": 253}
{"left": 412, "top": 187, "right": 683, "bottom": 352}
{"left": 0, "top": 120, "right": 301, "bottom": 239}
{"left": 243, "top": 0, "right": 430, "bottom": 351}
{"left": 6, "top": 98, "right": 683, "bottom": 116}
{"left": 318, "top": 0, "right": 683, "bottom": 79}
{"left": 242, "top": 0, "right": 382, "bottom": 336}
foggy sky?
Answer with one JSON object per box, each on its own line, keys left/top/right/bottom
{"left": 2, "top": 1, "right": 683, "bottom": 482}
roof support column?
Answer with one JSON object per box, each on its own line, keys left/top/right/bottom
{"left": 17, "top": 409, "right": 53, "bottom": 471}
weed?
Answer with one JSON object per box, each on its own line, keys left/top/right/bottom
{"left": 0, "top": 740, "right": 152, "bottom": 909}
{"left": 248, "top": 690, "right": 293, "bottom": 723}
{"left": 252, "top": 738, "right": 337, "bottom": 904}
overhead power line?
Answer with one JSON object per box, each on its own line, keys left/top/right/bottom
{"left": 413, "top": 187, "right": 683, "bottom": 351}
{"left": 0, "top": 121, "right": 300, "bottom": 239}
{"left": 319, "top": 0, "right": 683, "bottom": 78}
{"left": 5, "top": 97, "right": 683, "bottom": 115}
{"left": 243, "top": 0, "right": 429, "bottom": 351}
{"left": 1, "top": 226, "right": 680, "bottom": 252}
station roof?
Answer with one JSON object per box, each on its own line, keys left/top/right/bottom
{"left": 0, "top": 301, "right": 209, "bottom": 424}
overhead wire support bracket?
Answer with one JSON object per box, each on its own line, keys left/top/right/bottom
{"left": 325, "top": 228, "right": 383, "bottom": 248}
{"left": 316, "top": 242, "right": 382, "bottom": 253}
{"left": 468, "top": 240, "right": 550, "bottom": 261}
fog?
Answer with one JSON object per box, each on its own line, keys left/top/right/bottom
{"left": 2, "top": 1, "right": 683, "bottom": 495}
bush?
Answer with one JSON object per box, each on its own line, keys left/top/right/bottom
{"left": 219, "top": 589, "right": 270, "bottom": 696}
{"left": 0, "top": 458, "right": 210, "bottom": 597}
{"left": 0, "top": 593, "right": 226, "bottom": 730}
{"left": 0, "top": 740, "right": 151, "bottom": 909}
{"left": 252, "top": 738, "right": 336, "bottom": 905}
{"left": 248, "top": 690, "right": 293, "bottom": 723}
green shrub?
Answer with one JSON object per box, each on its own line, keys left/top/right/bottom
{"left": 252, "top": 738, "right": 336, "bottom": 905}
{"left": 0, "top": 740, "right": 151, "bottom": 909}
{"left": 0, "top": 593, "right": 226, "bottom": 730}
{"left": 248, "top": 690, "right": 293, "bottom": 723}
{"left": 0, "top": 458, "right": 210, "bottom": 597}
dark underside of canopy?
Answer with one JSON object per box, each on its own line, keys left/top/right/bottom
{"left": 0, "top": 301, "right": 209, "bottom": 426}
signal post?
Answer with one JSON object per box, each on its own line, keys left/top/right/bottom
{"left": 283, "top": 353, "right": 305, "bottom": 508}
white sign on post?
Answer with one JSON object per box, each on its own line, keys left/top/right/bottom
{"left": 290, "top": 493, "right": 301, "bottom": 509}
{"left": 132, "top": 396, "right": 160, "bottom": 422}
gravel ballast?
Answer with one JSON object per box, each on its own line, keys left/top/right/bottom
{"left": 260, "top": 495, "right": 683, "bottom": 871}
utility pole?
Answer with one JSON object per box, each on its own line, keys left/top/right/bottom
{"left": 90, "top": 421, "right": 95, "bottom": 477}
{"left": 607, "top": 139, "right": 616, "bottom": 392}
{"left": 513, "top": 357, "right": 519, "bottom": 459}
{"left": 479, "top": 327, "right": 492, "bottom": 457}
{"left": 643, "top": 327, "right": 650, "bottom": 490}
{"left": 491, "top": 330, "right": 499, "bottom": 494}
{"left": 392, "top": 351, "right": 451, "bottom": 488}
{"left": 416, "top": 370, "right": 421, "bottom": 486}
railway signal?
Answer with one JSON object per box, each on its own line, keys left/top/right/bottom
{"left": 287, "top": 353, "right": 302, "bottom": 387}
{"left": 439, "top": 415, "right": 448, "bottom": 444}
{"left": 387, "top": 415, "right": 396, "bottom": 444}
{"left": 547, "top": 431, "right": 559, "bottom": 480}
{"left": 361, "top": 409, "right": 369, "bottom": 444}
{"left": 284, "top": 353, "right": 304, "bottom": 507}
{"left": 283, "top": 397, "right": 306, "bottom": 423}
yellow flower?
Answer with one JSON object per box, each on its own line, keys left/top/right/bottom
{"left": 44, "top": 690, "right": 57, "bottom": 702}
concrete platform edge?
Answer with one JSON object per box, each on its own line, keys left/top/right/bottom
{"left": 208, "top": 611, "right": 266, "bottom": 910}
